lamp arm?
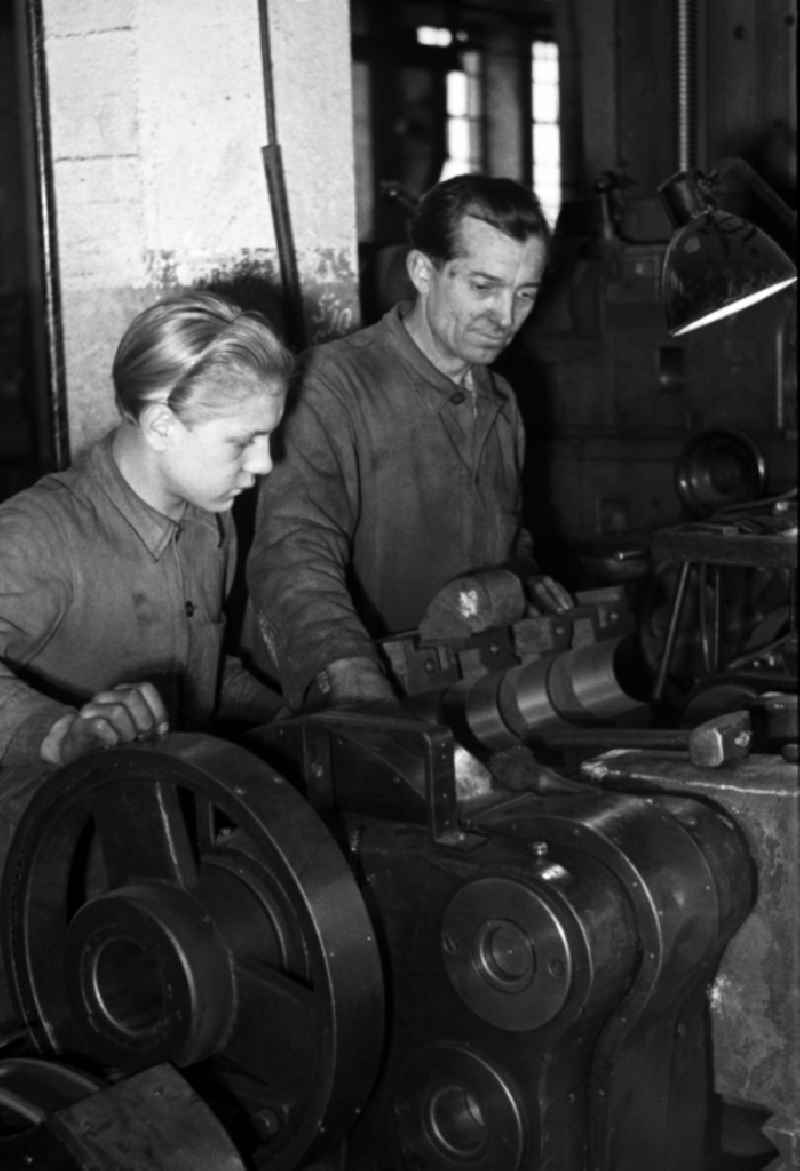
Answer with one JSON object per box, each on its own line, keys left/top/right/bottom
{"left": 713, "top": 156, "right": 797, "bottom": 249}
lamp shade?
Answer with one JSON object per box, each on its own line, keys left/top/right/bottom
{"left": 659, "top": 171, "right": 797, "bottom": 336}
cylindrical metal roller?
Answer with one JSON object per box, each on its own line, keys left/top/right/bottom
{"left": 547, "top": 638, "right": 647, "bottom": 722}
{"left": 463, "top": 672, "right": 521, "bottom": 750}
{"left": 429, "top": 637, "right": 648, "bottom": 751}
{"left": 496, "top": 658, "right": 567, "bottom": 739}
{"left": 441, "top": 674, "right": 520, "bottom": 751}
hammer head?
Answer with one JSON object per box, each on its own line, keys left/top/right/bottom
{"left": 688, "top": 709, "right": 752, "bottom": 768}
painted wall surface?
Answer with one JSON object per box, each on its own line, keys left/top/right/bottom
{"left": 42, "top": 0, "right": 358, "bottom": 457}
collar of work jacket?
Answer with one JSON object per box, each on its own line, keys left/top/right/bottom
{"left": 86, "top": 432, "right": 224, "bottom": 560}
{"left": 383, "top": 302, "right": 513, "bottom": 418}
{"left": 380, "top": 304, "right": 515, "bottom": 478}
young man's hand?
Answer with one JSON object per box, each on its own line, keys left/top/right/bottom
{"left": 41, "top": 681, "right": 169, "bottom": 766}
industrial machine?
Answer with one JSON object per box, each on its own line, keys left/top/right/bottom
{"left": 0, "top": 565, "right": 796, "bottom": 1169}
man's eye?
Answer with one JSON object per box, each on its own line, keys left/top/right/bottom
{"left": 517, "top": 289, "right": 538, "bottom": 303}
{"left": 470, "top": 281, "right": 492, "bottom": 293}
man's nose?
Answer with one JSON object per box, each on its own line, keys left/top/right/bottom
{"left": 244, "top": 436, "right": 273, "bottom": 475}
{"left": 490, "top": 290, "right": 514, "bottom": 327}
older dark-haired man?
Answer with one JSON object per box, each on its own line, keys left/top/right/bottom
{"left": 246, "top": 173, "right": 571, "bottom": 710}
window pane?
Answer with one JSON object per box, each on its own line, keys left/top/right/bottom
{"left": 531, "top": 40, "right": 561, "bottom": 229}
{"left": 417, "top": 26, "right": 452, "bottom": 46}
{"left": 532, "top": 82, "right": 558, "bottom": 123}
{"left": 535, "top": 172, "right": 561, "bottom": 194}
{"left": 448, "top": 118, "right": 470, "bottom": 163}
{"left": 442, "top": 49, "right": 483, "bottom": 185}
{"left": 440, "top": 159, "right": 470, "bottom": 181}
{"left": 535, "top": 181, "right": 561, "bottom": 202}
{"left": 531, "top": 58, "right": 558, "bottom": 85}
{"left": 533, "top": 123, "right": 560, "bottom": 166}
{"left": 532, "top": 40, "right": 558, "bottom": 62}
{"left": 447, "top": 71, "right": 467, "bottom": 116}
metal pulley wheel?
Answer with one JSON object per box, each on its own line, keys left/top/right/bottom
{"left": 2, "top": 733, "right": 385, "bottom": 1170}
{"left": 0, "top": 1056, "right": 102, "bottom": 1168}
{"left": 0, "top": 1055, "right": 101, "bottom": 1132}
{"left": 675, "top": 429, "right": 766, "bottom": 517}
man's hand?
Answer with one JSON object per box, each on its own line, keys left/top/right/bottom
{"left": 316, "top": 656, "right": 397, "bottom": 709}
{"left": 524, "top": 574, "right": 574, "bottom": 615}
{"left": 40, "top": 681, "right": 169, "bottom": 766}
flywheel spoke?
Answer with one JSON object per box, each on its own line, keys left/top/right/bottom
{"left": 92, "top": 779, "right": 198, "bottom": 888}
{"left": 224, "top": 962, "right": 321, "bottom": 1097}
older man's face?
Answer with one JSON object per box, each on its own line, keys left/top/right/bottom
{"left": 418, "top": 214, "right": 547, "bottom": 369}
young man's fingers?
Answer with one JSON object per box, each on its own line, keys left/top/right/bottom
{"left": 108, "top": 683, "right": 169, "bottom": 737}
{"left": 78, "top": 701, "right": 138, "bottom": 743}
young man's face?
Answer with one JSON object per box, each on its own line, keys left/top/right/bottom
{"left": 162, "top": 374, "right": 285, "bottom": 515}
{"left": 411, "top": 214, "right": 547, "bottom": 372}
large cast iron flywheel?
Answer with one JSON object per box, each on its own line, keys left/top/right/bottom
{"left": 1, "top": 733, "right": 385, "bottom": 1170}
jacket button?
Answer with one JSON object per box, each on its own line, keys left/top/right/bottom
{"left": 449, "top": 391, "right": 466, "bottom": 405}
{"left": 185, "top": 601, "right": 195, "bottom": 618}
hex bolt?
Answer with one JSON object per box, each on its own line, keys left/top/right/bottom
{"left": 530, "top": 840, "right": 549, "bottom": 858}
{"left": 253, "top": 1107, "right": 283, "bottom": 1139}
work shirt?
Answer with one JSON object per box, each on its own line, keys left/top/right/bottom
{"left": 0, "top": 433, "right": 245, "bottom": 765}
{"left": 247, "top": 303, "right": 530, "bottom": 709}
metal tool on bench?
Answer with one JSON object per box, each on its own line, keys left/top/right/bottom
{"left": 381, "top": 569, "right": 649, "bottom": 752}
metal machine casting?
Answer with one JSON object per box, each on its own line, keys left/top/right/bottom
{"left": 0, "top": 568, "right": 796, "bottom": 1169}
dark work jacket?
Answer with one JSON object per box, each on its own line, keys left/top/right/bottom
{"left": 0, "top": 434, "right": 256, "bottom": 765}
{"left": 246, "top": 304, "right": 529, "bottom": 710}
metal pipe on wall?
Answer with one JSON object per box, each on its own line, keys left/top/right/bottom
{"left": 15, "top": 0, "right": 69, "bottom": 472}
{"left": 256, "top": 0, "right": 306, "bottom": 352}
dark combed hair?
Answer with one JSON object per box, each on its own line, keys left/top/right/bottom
{"left": 112, "top": 291, "right": 293, "bottom": 422}
{"left": 408, "top": 173, "right": 550, "bottom": 265}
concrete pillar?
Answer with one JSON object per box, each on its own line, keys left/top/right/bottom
{"left": 41, "top": 0, "right": 358, "bottom": 456}
{"left": 485, "top": 30, "right": 526, "bottom": 181}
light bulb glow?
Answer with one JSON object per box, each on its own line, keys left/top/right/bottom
{"left": 670, "top": 275, "right": 797, "bottom": 335}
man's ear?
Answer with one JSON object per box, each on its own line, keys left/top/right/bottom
{"left": 139, "top": 402, "right": 177, "bottom": 452}
{"left": 406, "top": 248, "right": 435, "bottom": 296}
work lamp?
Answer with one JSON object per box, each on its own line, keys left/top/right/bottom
{"left": 658, "top": 165, "right": 797, "bottom": 336}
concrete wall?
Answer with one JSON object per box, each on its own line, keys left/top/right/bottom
{"left": 42, "top": 0, "right": 358, "bottom": 457}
